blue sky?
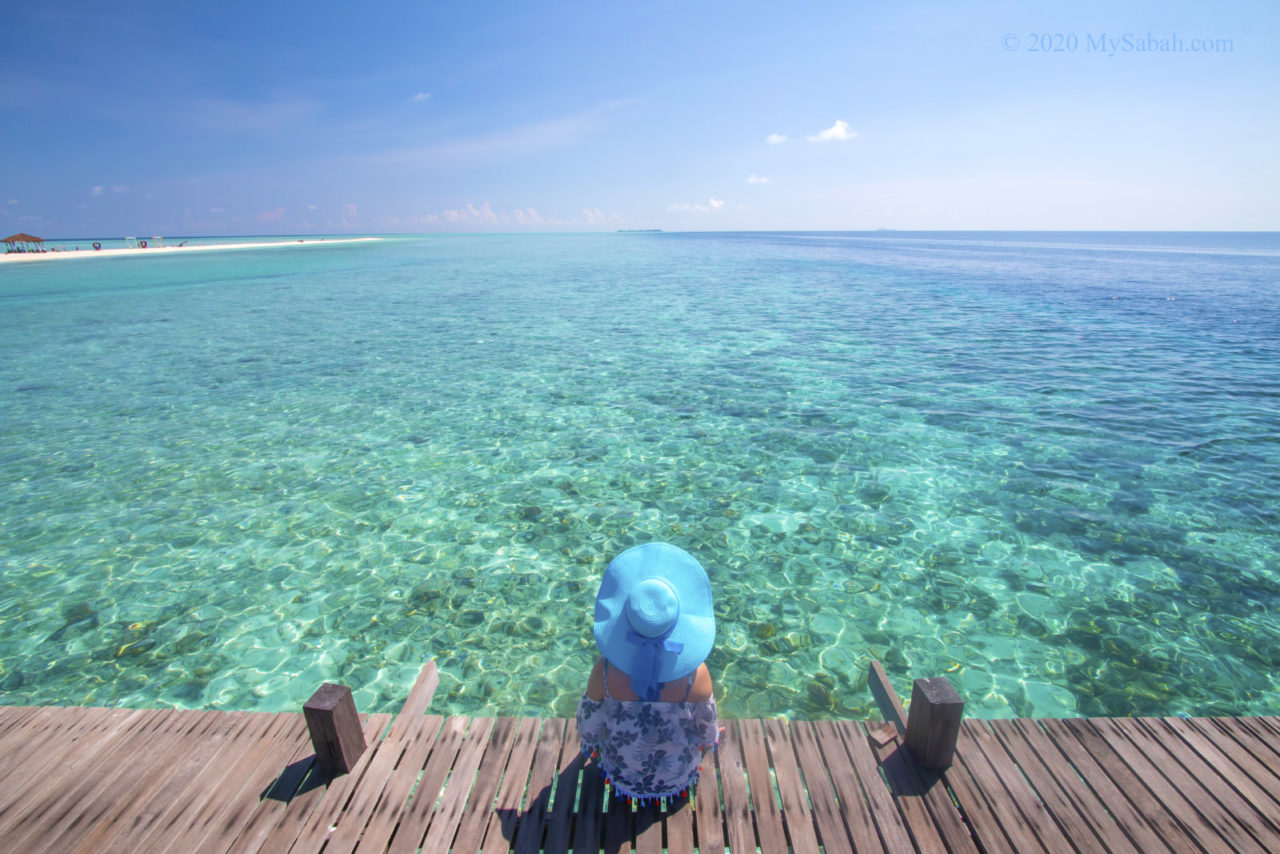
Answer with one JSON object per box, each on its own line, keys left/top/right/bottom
{"left": 2, "top": 0, "right": 1276, "bottom": 235}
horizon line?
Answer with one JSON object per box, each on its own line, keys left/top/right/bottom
{"left": 21, "top": 227, "right": 1280, "bottom": 242}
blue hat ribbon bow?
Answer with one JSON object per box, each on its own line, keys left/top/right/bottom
{"left": 625, "top": 630, "right": 684, "bottom": 700}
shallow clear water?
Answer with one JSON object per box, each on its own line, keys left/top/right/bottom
{"left": 2, "top": 231, "right": 1278, "bottom": 720}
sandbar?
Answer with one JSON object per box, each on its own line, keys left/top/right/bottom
{"left": 0, "top": 236, "right": 381, "bottom": 264}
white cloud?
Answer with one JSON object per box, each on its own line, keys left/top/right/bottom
{"left": 210, "top": 207, "right": 224, "bottom": 214}
{"left": 514, "top": 208, "right": 542, "bottom": 225}
{"left": 808, "top": 120, "right": 858, "bottom": 142}
{"left": 308, "top": 204, "right": 318, "bottom": 210}
{"left": 110, "top": 184, "right": 128, "bottom": 194}
{"left": 747, "top": 173, "right": 770, "bottom": 184}
{"left": 766, "top": 133, "right": 788, "bottom": 144}
{"left": 343, "top": 202, "right": 358, "bottom": 218}
{"left": 366, "top": 99, "right": 630, "bottom": 167}
{"left": 437, "top": 201, "right": 500, "bottom": 224}
{"left": 257, "top": 207, "right": 285, "bottom": 222}
{"left": 468, "top": 202, "right": 498, "bottom": 223}
{"left": 668, "top": 197, "right": 726, "bottom": 213}
{"left": 418, "top": 204, "right": 605, "bottom": 229}
{"left": 411, "top": 92, "right": 431, "bottom": 102}
{"left": 6, "top": 199, "right": 17, "bottom": 205}
{"left": 183, "top": 96, "right": 322, "bottom": 134}
{"left": 91, "top": 186, "right": 104, "bottom": 196}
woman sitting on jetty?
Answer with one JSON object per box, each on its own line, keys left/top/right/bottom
{"left": 576, "top": 542, "right": 719, "bottom": 804}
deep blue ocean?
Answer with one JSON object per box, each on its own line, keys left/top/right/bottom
{"left": 2, "top": 231, "right": 1278, "bottom": 720}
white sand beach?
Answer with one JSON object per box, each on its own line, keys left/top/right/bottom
{"left": 0, "top": 236, "right": 381, "bottom": 264}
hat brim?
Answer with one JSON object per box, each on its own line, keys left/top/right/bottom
{"left": 593, "top": 543, "right": 715, "bottom": 682}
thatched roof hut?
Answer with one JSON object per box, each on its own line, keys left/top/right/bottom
{"left": 3, "top": 232, "right": 44, "bottom": 252}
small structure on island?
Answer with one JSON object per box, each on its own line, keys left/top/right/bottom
{"left": 3, "top": 232, "right": 44, "bottom": 253}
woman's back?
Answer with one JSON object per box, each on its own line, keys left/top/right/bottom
{"left": 585, "top": 656, "right": 713, "bottom": 703}
{"left": 577, "top": 658, "right": 718, "bottom": 802}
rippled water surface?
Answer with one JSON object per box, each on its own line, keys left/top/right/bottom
{"left": 2, "top": 231, "right": 1278, "bottom": 720}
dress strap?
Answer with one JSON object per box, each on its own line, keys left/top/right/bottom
{"left": 683, "top": 669, "right": 695, "bottom": 701}
{"left": 602, "top": 659, "right": 611, "bottom": 699}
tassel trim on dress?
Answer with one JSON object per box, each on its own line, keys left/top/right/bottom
{"left": 580, "top": 744, "right": 717, "bottom": 806}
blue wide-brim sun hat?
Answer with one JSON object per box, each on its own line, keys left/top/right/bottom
{"left": 593, "top": 542, "right": 715, "bottom": 699}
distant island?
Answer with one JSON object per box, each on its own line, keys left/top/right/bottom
{"left": 617, "top": 229, "right": 663, "bottom": 233}
{"left": 0, "top": 236, "right": 379, "bottom": 265}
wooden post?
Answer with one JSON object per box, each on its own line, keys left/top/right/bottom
{"left": 904, "top": 676, "right": 964, "bottom": 769}
{"left": 303, "top": 682, "right": 366, "bottom": 775}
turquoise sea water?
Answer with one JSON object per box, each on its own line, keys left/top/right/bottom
{"left": 2, "top": 231, "right": 1278, "bottom": 721}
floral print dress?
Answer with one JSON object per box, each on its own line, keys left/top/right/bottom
{"left": 576, "top": 664, "right": 719, "bottom": 803}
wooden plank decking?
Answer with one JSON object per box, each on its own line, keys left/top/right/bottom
{"left": 2, "top": 664, "right": 1280, "bottom": 852}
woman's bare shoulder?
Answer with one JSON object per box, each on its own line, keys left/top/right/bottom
{"left": 686, "top": 663, "right": 714, "bottom": 703}
{"left": 585, "top": 655, "right": 606, "bottom": 701}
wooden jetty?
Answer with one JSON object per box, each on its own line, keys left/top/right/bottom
{"left": 2, "top": 660, "right": 1280, "bottom": 852}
